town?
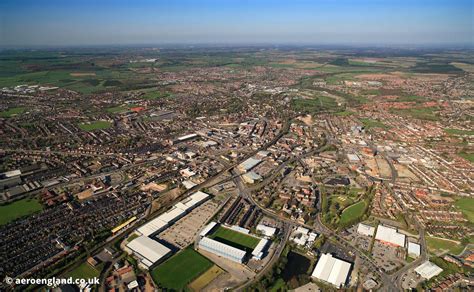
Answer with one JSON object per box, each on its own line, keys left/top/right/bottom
{"left": 0, "top": 45, "right": 473, "bottom": 292}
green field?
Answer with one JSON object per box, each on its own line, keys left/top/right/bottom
{"left": 455, "top": 197, "right": 474, "bottom": 223}
{"left": 67, "top": 262, "right": 103, "bottom": 280}
{"left": 142, "top": 91, "right": 171, "bottom": 99}
{"left": 390, "top": 107, "right": 438, "bottom": 121}
{"left": 0, "top": 107, "right": 26, "bottom": 118}
{"left": 150, "top": 248, "right": 213, "bottom": 290}
{"left": 291, "top": 96, "right": 339, "bottom": 113}
{"left": 426, "top": 236, "right": 464, "bottom": 255}
{"left": 445, "top": 128, "right": 474, "bottom": 136}
{"left": 78, "top": 120, "right": 112, "bottom": 131}
{"left": 335, "top": 110, "right": 354, "bottom": 116}
{"left": 340, "top": 201, "right": 366, "bottom": 224}
{"left": 210, "top": 226, "right": 260, "bottom": 251}
{"left": 458, "top": 152, "right": 474, "bottom": 162}
{"left": 0, "top": 198, "right": 43, "bottom": 225}
{"left": 360, "top": 118, "right": 389, "bottom": 129}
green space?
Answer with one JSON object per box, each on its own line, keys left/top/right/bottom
{"left": 210, "top": 225, "right": 260, "bottom": 251}
{"left": 67, "top": 262, "right": 103, "bottom": 280}
{"left": 106, "top": 104, "right": 137, "bottom": 114}
{"left": 340, "top": 201, "right": 367, "bottom": 224}
{"left": 126, "top": 233, "right": 140, "bottom": 243}
{"left": 396, "top": 95, "right": 427, "bottom": 103}
{"left": 335, "top": 110, "right": 354, "bottom": 116}
{"left": 425, "top": 236, "right": 464, "bottom": 255}
{"left": 142, "top": 91, "right": 172, "bottom": 99}
{"left": 458, "top": 152, "right": 474, "bottom": 162}
{"left": 291, "top": 95, "right": 339, "bottom": 113}
{"left": 0, "top": 107, "right": 26, "bottom": 118}
{"left": 454, "top": 197, "right": 474, "bottom": 223}
{"left": 0, "top": 198, "right": 43, "bottom": 225}
{"left": 150, "top": 248, "right": 213, "bottom": 290}
{"left": 390, "top": 107, "right": 438, "bottom": 121}
{"left": 360, "top": 118, "right": 389, "bottom": 129}
{"left": 78, "top": 120, "right": 112, "bottom": 131}
{"left": 444, "top": 128, "right": 474, "bottom": 136}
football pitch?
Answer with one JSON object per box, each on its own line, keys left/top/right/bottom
{"left": 150, "top": 248, "right": 213, "bottom": 290}
{"left": 209, "top": 225, "right": 260, "bottom": 251}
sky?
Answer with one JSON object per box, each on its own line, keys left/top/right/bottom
{"left": 0, "top": 0, "right": 472, "bottom": 47}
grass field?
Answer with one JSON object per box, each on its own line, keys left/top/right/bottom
{"left": 458, "top": 152, "right": 474, "bottom": 163}
{"left": 0, "top": 198, "right": 43, "bottom": 225}
{"left": 78, "top": 120, "right": 112, "bottom": 131}
{"left": 188, "top": 265, "right": 224, "bottom": 291}
{"left": 445, "top": 128, "right": 474, "bottom": 136}
{"left": 142, "top": 91, "right": 172, "bottom": 99}
{"left": 340, "top": 201, "right": 366, "bottom": 224}
{"left": 210, "top": 226, "right": 260, "bottom": 251}
{"left": 0, "top": 107, "right": 26, "bottom": 118}
{"left": 426, "top": 236, "right": 464, "bottom": 255}
{"left": 455, "top": 197, "right": 474, "bottom": 223}
{"left": 335, "top": 110, "right": 354, "bottom": 116}
{"left": 67, "top": 262, "right": 103, "bottom": 280}
{"left": 390, "top": 107, "right": 438, "bottom": 121}
{"left": 291, "top": 96, "right": 339, "bottom": 113}
{"left": 360, "top": 118, "right": 389, "bottom": 129}
{"left": 151, "top": 248, "right": 213, "bottom": 290}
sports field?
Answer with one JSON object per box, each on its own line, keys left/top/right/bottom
{"left": 188, "top": 265, "right": 224, "bottom": 291}
{"left": 0, "top": 198, "right": 43, "bottom": 225}
{"left": 67, "top": 262, "right": 103, "bottom": 280}
{"left": 426, "top": 236, "right": 464, "bottom": 255}
{"left": 78, "top": 120, "right": 112, "bottom": 131}
{"left": 455, "top": 197, "right": 474, "bottom": 223}
{"left": 150, "top": 248, "right": 213, "bottom": 290}
{"left": 340, "top": 201, "right": 366, "bottom": 224}
{"left": 0, "top": 107, "right": 26, "bottom": 118}
{"left": 210, "top": 226, "right": 260, "bottom": 251}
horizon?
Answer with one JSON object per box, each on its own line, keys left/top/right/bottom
{"left": 1, "top": 0, "right": 473, "bottom": 48}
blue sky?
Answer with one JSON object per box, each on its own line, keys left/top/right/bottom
{"left": 0, "top": 0, "right": 472, "bottom": 47}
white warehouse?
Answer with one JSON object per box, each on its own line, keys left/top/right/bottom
{"left": 125, "top": 235, "right": 171, "bottom": 270}
{"left": 311, "top": 253, "right": 352, "bottom": 288}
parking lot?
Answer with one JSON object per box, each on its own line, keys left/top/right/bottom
{"left": 341, "top": 225, "right": 372, "bottom": 252}
{"left": 371, "top": 241, "right": 405, "bottom": 272}
{"left": 158, "top": 200, "right": 219, "bottom": 249}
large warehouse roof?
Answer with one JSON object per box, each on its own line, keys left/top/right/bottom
{"left": 126, "top": 236, "right": 171, "bottom": 268}
{"left": 311, "top": 253, "right": 352, "bottom": 288}
{"left": 180, "top": 191, "right": 209, "bottom": 210}
{"left": 408, "top": 242, "right": 421, "bottom": 257}
{"left": 136, "top": 217, "right": 168, "bottom": 237}
{"left": 238, "top": 157, "right": 261, "bottom": 172}
{"left": 357, "top": 223, "right": 375, "bottom": 237}
{"left": 415, "top": 261, "right": 443, "bottom": 279}
{"left": 375, "top": 225, "right": 406, "bottom": 247}
{"left": 158, "top": 205, "right": 186, "bottom": 223}
{"left": 200, "top": 221, "right": 218, "bottom": 237}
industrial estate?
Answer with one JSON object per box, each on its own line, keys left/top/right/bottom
{"left": 0, "top": 44, "right": 473, "bottom": 292}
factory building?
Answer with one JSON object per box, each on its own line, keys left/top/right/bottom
{"left": 357, "top": 223, "right": 376, "bottom": 237}
{"left": 375, "top": 225, "right": 406, "bottom": 247}
{"left": 415, "top": 261, "right": 443, "bottom": 280}
{"left": 125, "top": 235, "right": 171, "bottom": 270}
{"left": 237, "top": 157, "right": 261, "bottom": 173}
{"left": 311, "top": 253, "right": 352, "bottom": 288}
{"left": 198, "top": 237, "right": 246, "bottom": 263}
{"left": 408, "top": 242, "right": 421, "bottom": 258}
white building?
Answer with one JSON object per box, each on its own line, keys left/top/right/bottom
{"left": 256, "top": 224, "right": 277, "bottom": 238}
{"left": 198, "top": 237, "right": 246, "bottom": 263}
{"left": 375, "top": 225, "right": 406, "bottom": 247}
{"left": 252, "top": 239, "right": 269, "bottom": 260}
{"left": 357, "top": 223, "right": 376, "bottom": 237}
{"left": 180, "top": 191, "right": 209, "bottom": 211}
{"left": 136, "top": 217, "right": 168, "bottom": 237}
{"left": 200, "top": 222, "right": 218, "bottom": 237}
{"left": 414, "top": 261, "right": 443, "bottom": 280}
{"left": 242, "top": 171, "right": 263, "bottom": 184}
{"left": 125, "top": 236, "right": 171, "bottom": 269}
{"left": 407, "top": 242, "right": 421, "bottom": 258}
{"left": 237, "top": 157, "right": 261, "bottom": 173}
{"left": 311, "top": 253, "right": 352, "bottom": 288}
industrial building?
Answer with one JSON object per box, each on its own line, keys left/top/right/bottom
{"left": 407, "top": 242, "right": 421, "bottom": 258}
{"left": 242, "top": 171, "right": 263, "bottom": 184}
{"left": 125, "top": 235, "right": 171, "bottom": 270}
{"left": 375, "top": 225, "right": 406, "bottom": 247}
{"left": 311, "top": 253, "right": 352, "bottom": 288}
{"left": 414, "top": 261, "right": 443, "bottom": 280}
{"left": 198, "top": 237, "right": 246, "bottom": 263}
{"left": 237, "top": 157, "right": 261, "bottom": 173}
{"left": 256, "top": 224, "right": 277, "bottom": 238}
{"left": 199, "top": 221, "right": 218, "bottom": 237}
{"left": 357, "top": 223, "right": 375, "bottom": 237}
